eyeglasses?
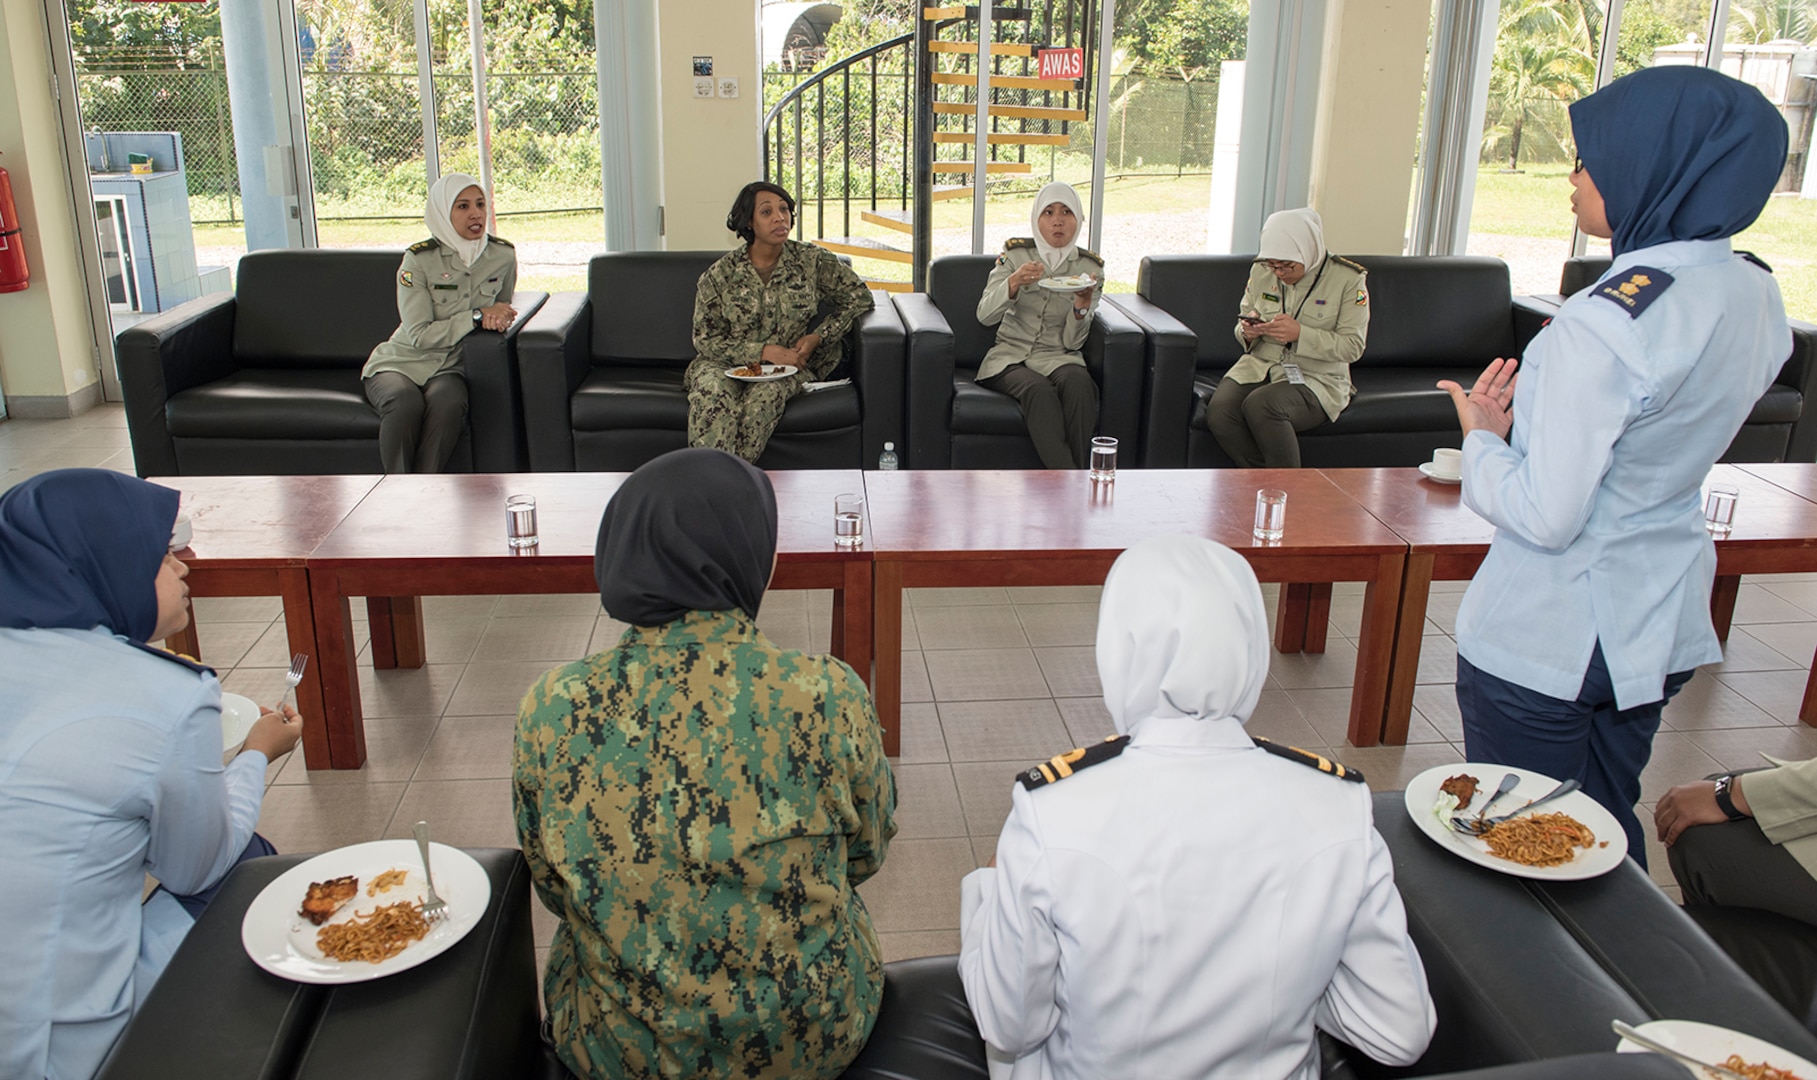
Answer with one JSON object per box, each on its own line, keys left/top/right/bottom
{"left": 1261, "top": 259, "right": 1300, "bottom": 273}
{"left": 1573, "top": 157, "right": 1585, "bottom": 174}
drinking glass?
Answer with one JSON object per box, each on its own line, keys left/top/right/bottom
{"left": 1089, "top": 436, "right": 1118, "bottom": 482}
{"left": 1254, "top": 489, "right": 1287, "bottom": 541}
{"left": 834, "top": 493, "right": 865, "bottom": 547}
{"left": 1704, "top": 485, "right": 1739, "bottom": 537}
{"left": 506, "top": 494, "right": 539, "bottom": 548}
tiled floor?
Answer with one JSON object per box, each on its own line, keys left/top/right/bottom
{"left": 9, "top": 405, "right": 1817, "bottom": 974}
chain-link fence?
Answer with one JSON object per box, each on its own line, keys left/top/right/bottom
{"left": 74, "top": 45, "right": 243, "bottom": 223}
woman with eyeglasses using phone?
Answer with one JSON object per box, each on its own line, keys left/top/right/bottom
{"left": 1207, "top": 207, "right": 1371, "bottom": 468}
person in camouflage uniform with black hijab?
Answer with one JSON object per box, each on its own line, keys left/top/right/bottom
{"left": 514, "top": 448, "right": 897, "bottom": 1080}
{"left": 687, "top": 182, "right": 874, "bottom": 462}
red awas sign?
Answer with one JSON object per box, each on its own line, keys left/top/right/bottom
{"left": 1037, "top": 48, "right": 1084, "bottom": 81}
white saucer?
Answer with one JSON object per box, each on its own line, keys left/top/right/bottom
{"left": 1418, "top": 462, "right": 1461, "bottom": 485}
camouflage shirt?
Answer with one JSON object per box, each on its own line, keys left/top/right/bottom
{"left": 693, "top": 239, "right": 874, "bottom": 380}
{"left": 514, "top": 609, "right": 897, "bottom": 1080}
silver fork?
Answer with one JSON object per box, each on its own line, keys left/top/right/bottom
{"left": 276, "top": 653, "right": 308, "bottom": 711}
{"left": 1450, "top": 778, "right": 1582, "bottom": 835}
{"left": 413, "top": 820, "right": 448, "bottom": 921}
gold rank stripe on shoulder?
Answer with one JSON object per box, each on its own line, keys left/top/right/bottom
{"left": 1330, "top": 255, "right": 1366, "bottom": 274}
{"left": 1005, "top": 237, "right": 1037, "bottom": 249}
{"left": 488, "top": 234, "right": 514, "bottom": 248}
{"left": 408, "top": 237, "right": 440, "bottom": 254}
{"left": 1076, "top": 247, "right": 1104, "bottom": 266}
{"left": 1250, "top": 736, "right": 1365, "bottom": 783}
{"left": 1017, "top": 734, "right": 1131, "bottom": 790}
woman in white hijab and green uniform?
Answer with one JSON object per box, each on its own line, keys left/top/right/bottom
{"left": 361, "top": 173, "right": 518, "bottom": 473}
{"left": 976, "top": 182, "right": 1104, "bottom": 469}
{"left": 1208, "top": 207, "right": 1369, "bottom": 468}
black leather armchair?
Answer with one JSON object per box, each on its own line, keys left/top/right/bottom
{"left": 1554, "top": 254, "right": 1817, "bottom": 463}
{"left": 516, "top": 252, "right": 905, "bottom": 471}
{"left": 116, "top": 249, "right": 546, "bottom": 475}
{"left": 895, "top": 254, "right": 1146, "bottom": 469}
{"left": 1111, "top": 255, "right": 1553, "bottom": 469}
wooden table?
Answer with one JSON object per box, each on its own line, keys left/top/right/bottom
{"left": 865, "top": 469, "right": 1408, "bottom": 755}
{"left": 150, "top": 474, "right": 384, "bottom": 769}
{"left": 1727, "top": 463, "right": 1817, "bottom": 724}
{"left": 304, "top": 471, "right": 874, "bottom": 769}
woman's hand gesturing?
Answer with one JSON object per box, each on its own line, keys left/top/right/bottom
{"left": 1438, "top": 357, "right": 1519, "bottom": 441}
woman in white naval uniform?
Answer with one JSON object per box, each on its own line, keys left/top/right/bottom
{"left": 1440, "top": 65, "right": 1792, "bottom": 864}
{"left": 960, "top": 534, "right": 1434, "bottom": 1080}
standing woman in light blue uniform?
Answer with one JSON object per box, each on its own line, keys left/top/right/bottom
{"left": 1440, "top": 66, "right": 1790, "bottom": 862}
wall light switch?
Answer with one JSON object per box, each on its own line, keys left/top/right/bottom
{"left": 717, "top": 77, "right": 739, "bottom": 99}
{"left": 693, "top": 77, "right": 714, "bottom": 99}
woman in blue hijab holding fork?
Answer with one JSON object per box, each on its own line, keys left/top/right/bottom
{"left": 1439, "top": 65, "right": 1791, "bottom": 864}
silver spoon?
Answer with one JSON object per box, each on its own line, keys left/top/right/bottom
{"left": 1451, "top": 778, "right": 1582, "bottom": 835}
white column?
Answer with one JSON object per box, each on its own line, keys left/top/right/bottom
{"left": 1228, "top": 0, "right": 1331, "bottom": 255}
{"left": 221, "top": 0, "right": 308, "bottom": 250}
{"left": 1408, "top": 0, "right": 1500, "bottom": 256}
{"left": 596, "top": 0, "right": 664, "bottom": 250}
{"left": 1206, "top": 59, "right": 1245, "bottom": 253}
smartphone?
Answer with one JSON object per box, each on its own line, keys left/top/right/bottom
{"left": 1239, "top": 314, "right": 1266, "bottom": 325}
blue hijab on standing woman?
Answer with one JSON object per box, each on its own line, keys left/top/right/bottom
{"left": 1439, "top": 66, "right": 1791, "bottom": 863}
{"left": 0, "top": 469, "right": 301, "bottom": 1080}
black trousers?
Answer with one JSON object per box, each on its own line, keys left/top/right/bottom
{"left": 979, "top": 363, "right": 1099, "bottom": 469}
{"left": 1671, "top": 815, "right": 1817, "bottom": 926}
{"left": 364, "top": 371, "right": 468, "bottom": 474}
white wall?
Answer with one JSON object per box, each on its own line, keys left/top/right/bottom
{"left": 657, "top": 0, "right": 762, "bottom": 250}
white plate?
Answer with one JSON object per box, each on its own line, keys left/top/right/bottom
{"left": 1038, "top": 274, "right": 1096, "bottom": 291}
{"left": 1418, "top": 462, "right": 1462, "bottom": 485}
{"left": 1617, "top": 1019, "right": 1817, "bottom": 1078}
{"left": 241, "top": 839, "right": 490, "bottom": 984}
{"left": 1402, "top": 763, "right": 1627, "bottom": 880}
{"left": 724, "top": 363, "right": 798, "bottom": 383}
{"left": 220, "top": 692, "right": 260, "bottom": 754}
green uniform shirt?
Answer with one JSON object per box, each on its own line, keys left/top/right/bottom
{"left": 693, "top": 239, "right": 874, "bottom": 379}
{"left": 362, "top": 236, "right": 518, "bottom": 385}
{"left": 976, "top": 239, "right": 1104, "bottom": 382}
{"left": 514, "top": 609, "right": 897, "bottom": 1080}
{"left": 1226, "top": 256, "right": 1370, "bottom": 422}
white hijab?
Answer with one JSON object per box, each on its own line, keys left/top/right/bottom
{"left": 426, "top": 172, "right": 488, "bottom": 268}
{"left": 1256, "top": 207, "right": 1326, "bottom": 271}
{"left": 1095, "top": 534, "right": 1270, "bottom": 736}
{"left": 1030, "top": 181, "right": 1084, "bottom": 272}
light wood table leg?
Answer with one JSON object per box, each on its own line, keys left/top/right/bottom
{"left": 366, "top": 596, "right": 426, "bottom": 670}
{"left": 310, "top": 572, "right": 368, "bottom": 769}
{"left": 1710, "top": 574, "right": 1741, "bottom": 644}
{"left": 1347, "top": 553, "right": 1405, "bottom": 748}
{"left": 1382, "top": 554, "right": 1436, "bottom": 747}
{"left": 872, "top": 561, "right": 903, "bottom": 757}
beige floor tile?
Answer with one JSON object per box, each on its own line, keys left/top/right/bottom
{"left": 1269, "top": 640, "right": 1362, "bottom": 690}
{"left": 969, "top": 834, "right": 999, "bottom": 868}
{"left": 241, "top": 618, "right": 370, "bottom": 669}
{"left": 275, "top": 714, "right": 439, "bottom": 785}
{"left": 1737, "top": 621, "right": 1817, "bottom": 668}
{"left": 1660, "top": 674, "right": 1775, "bottom": 731}
{"left": 587, "top": 616, "right": 632, "bottom": 655}
{"left": 1283, "top": 687, "right": 1366, "bottom": 747}
{"left": 1682, "top": 724, "right": 1817, "bottom": 772}
{"left": 193, "top": 621, "right": 273, "bottom": 671}
{"left": 492, "top": 594, "right": 602, "bottom": 618}
{"left": 756, "top": 607, "right": 811, "bottom": 653}
{"left": 909, "top": 587, "right": 1010, "bottom": 608}
{"left": 1015, "top": 602, "right": 1099, "bottom": 648}
{"left": 915, "top": 605, "right": 1027, "bottom": 651}
{"left": 1639, "top": 732, "right": 1727, "bottom": 803}
{"left": 762, "top": 590, "right": 807, "bottom": 616}
{"left": 1412, "top": 685, "right": 1465, "bottom": 742}
{"left": 423, "top": 595, "right": 500, "bottom": 619}
{"left": 878, "top": 930, "right": 962, "bottom": 963}
{"left": 361, "top": 663, "right": 466, "bottom": 718}
{"left": 192, "top": 595, "right": 285, "bottom": 622}
{"left": 1734, "top": 583, "right": 1816, "bottom": 624}
{"left": 893, "top": 702, "right": 950, "bottom": 764}
{"left": 1711, "top": 669, "right": 1813, "bottom": 724}
{"left": 256, "top": 782, "right": 407, "bottom": 853}
{"left": 475, "top": 616, "right": 596, "bottom": 664}
{"left": 1055, "top": 696, "right": 1116, "bottom": 745}
{"left": 1639, "top": 829, "right": 1674, "bottom": 885}
{"left": 221, "top": 666, "right": 300, "bottom": 706}
{"left": 444, "top": 660, "right": 556, "bottom": 716}
{"left": 1006, "top": 585, "right": 1101, "bottom": 605}
{"left": 533, "top": 897, "right": 560, "bottom": 948}
{"left": 1423, "top": 591, "right": 1466, "bottom": 636}
{"left": 952, "top": 762, "right": 1020, "bottom": 837}
{"left": 1398, "top": 712, "right": 1450, "bottom": 744}
{"left": 1705, "top": 626, "right": 1806, "bottom": 673}
{"left": 891, "top": 764, "right": 969, "bottom": 840}
{"left": 856, "top": 838, "right": 977, "bottom": 932}
{"left": 1243, "top": 690, "right": 1322, "bottom": 749}
{"left": 383, "top": 778, "right": 519, "bottom": 849}
{"left": 1760, "top": 580, "right": 1817, "bottom": 617}
{"left": 806, "top": 589, "right": 834, "bottom": 620}
{"left": 1323, "top": 594, "right": 1364, "bottom": 640}
{"left": 1034, "top": 646, "right": 1100, "bottom": 699}
{"left": 938, "top": 699, "right": 1074, "bottom": 764}
{"left": 408, "top": 617, "right": 488, "bottom": 665}
{"left": 414, "top": 714, "right": 519, "bottom": 780}
{"left": 1337, "top": 742, "right": 1465, "bottom": 792}
{"left": 1414, "top": 635, "right": 1459, "bottom": 685}
{"left": 925, "top": 648, "right": 1051, "bottom": 701}
{"left": 901, "top": 651, "right": 935, "bottom": 704}
{"left": 1429, "top": 580, "right": 1470, "bottom": 593}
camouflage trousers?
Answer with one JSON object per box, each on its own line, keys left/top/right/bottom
{"left": 684, "top": 355, "right": 822, "bottom": 463}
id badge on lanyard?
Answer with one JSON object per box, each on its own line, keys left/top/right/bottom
{"left": 1281, "top": 362, "right": 1305, "bottom": 385}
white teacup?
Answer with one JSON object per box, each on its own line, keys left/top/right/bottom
{"left": 1429, "top": 447, "right": 1462, "bottom": 480}
{"left": 169, "top": 515, "right": 193, "bottom": 551}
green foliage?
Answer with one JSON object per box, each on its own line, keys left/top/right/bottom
{"left": 1728, "top": 0, "right": 1816, "bottom": 43}
{"left": 1118, "top": 0, "right": 1247, "bottom": 76}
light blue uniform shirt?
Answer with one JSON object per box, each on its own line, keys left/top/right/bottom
{"left": 1455, "top": 239, "right": 1789, "bottom": 709}
{"left": 0, "top": 627, "right": 267, "bottom": 1080}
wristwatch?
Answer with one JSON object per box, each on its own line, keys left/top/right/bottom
{"left": 1712, "top": 774, "right": 1747, "bottom": 821}
{"left": 471, "top": 309, "right": 483, "bottom": 327}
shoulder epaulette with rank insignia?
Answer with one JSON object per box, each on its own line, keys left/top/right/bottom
{"left": 1017, "top": 734, "right": 1130, "bottom": 790}
{"left": 488, "top": 234, "right": 514, "bottom": 248}
{"left": 1251, "top": 735, "right": 1365, "bottom": 783}
{"left": 408, "top": 238, "right": 440, "bottom": 254}
{"left": 1076, "top": 247, "right": 1104, "bottom": 266}
{"left": 130, "top": 640, "right": 217, "bottom": 677}
{"left": 1005, "top": 237, "right": 1037, "bottom": 250}
{"left": 1737, "top": 250, "right": 1773, "bottom": 273}
{"left": 1331, "top": 255, "right": 1367, "bottom": 275}
{"left": 1592, "top": 266, "right": 1674, "bottom": 319}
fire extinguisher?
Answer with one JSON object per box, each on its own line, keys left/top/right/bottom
{"left": 0, "top": 158, "right": 29, "bottom": 294}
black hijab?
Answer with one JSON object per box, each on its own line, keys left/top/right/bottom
{"left": 595, "top": 448, "right": 779, "bottom": 626}
{"left": 0, "top": 468, "right": 177, "bottom": 642}
{"left": 1571, "top": 65, "right": 1787, "bottom": 256}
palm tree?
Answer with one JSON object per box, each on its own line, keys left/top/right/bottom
{"left": 1487, "top": 0, "right": 1595, "bottom": 169}
{"left": 1729, "top": 0, "right": 1816, "bottom": 44}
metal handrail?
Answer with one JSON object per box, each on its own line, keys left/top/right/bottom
{"left": 762, "top": 32, "right": 914, "bottom": 131}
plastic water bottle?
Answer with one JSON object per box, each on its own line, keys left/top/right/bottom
{"left": 878, "top": 442, "right": 899, "bottom": 471}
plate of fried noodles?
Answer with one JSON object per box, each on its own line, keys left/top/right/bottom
{"left": 1404, "top": 764, "right": 1627, "bottom": 881}
{"left": 1616, "top": 1019, "right": 1817, "bottom": 1079}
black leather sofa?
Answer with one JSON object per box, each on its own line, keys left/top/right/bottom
{"left": 515, "top": 252, "right": 905, "bottom": 471}
{"left": 116, "top": 249, "right": 547, "bottom": 475}
{"left": 98, "top": 849, "right": 539, "bottom": 1080}
{"left": 1551, "top": 254, "right": 1817, "bottom": 463}
{"left": 1111, "top": 255, "right": 1553, "bottom": 469}
{"left": 894, "top": 254, "right": 1147, "bottom": 469}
